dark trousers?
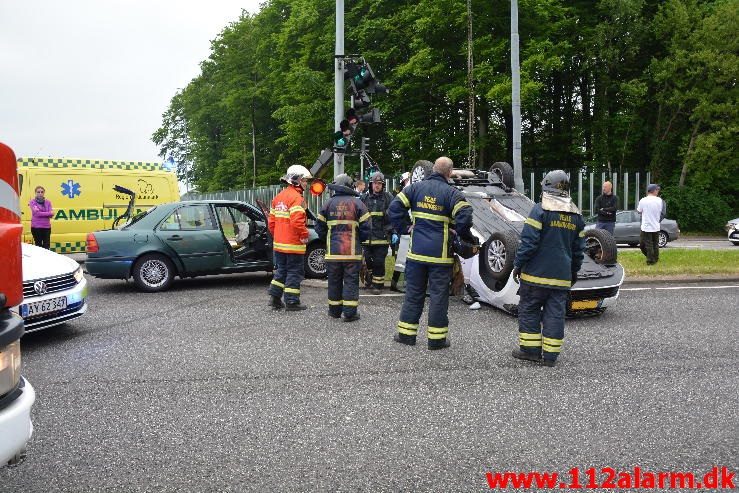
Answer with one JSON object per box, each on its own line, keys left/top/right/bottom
{"left": 364, "top": 244, "right": 388, "bottom": 288}
{"left": 640, "top": 231, "right": 660, "bottom": 264}
{"left": 596, "top": 221, "right": 615, "bottom": 235}
{"left": 517, "top": 282, "right": 568, "bottom": 362}
{"left": 397, "top": 260, "right": 452, "bottom": 347}
{"left": 31, "top": 227, "right": 51, "bottom": 249}
{"left": 327, "top": 261, "right": 361, "bottom": 317}
{"left": 268, "top": 251, "right": 305, "bottom": 304}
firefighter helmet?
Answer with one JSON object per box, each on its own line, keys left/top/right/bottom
{"left": 282, "top": 165, "right": 312, "bottom": 187}
{"left": 453, "top": 233, "right": 480, "bottom": 259}
{"left": 332, "top": 173, "right": 355, "bottom": 189}
{"left": 370, "top": 172, "right": 384, "bottom": 183}
{"left": 541, "top": 170, "right": 570, "bottom": 197}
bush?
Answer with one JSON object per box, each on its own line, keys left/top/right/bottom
{"left": 660, "top": 186, "right": 733, "bottom": 233}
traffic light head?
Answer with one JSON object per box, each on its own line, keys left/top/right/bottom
{"left": 333, "top": 130, "right": 350, "bottom": 153}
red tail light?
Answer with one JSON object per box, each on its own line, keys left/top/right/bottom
{"left": 86, "top": 233, "right": 99, "bottom": 253}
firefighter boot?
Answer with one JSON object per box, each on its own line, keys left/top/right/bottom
{"left": 269, "top": 295, "right": 285, "bottom": 310}
{"left": 393, "top": 333, "right": 416, "bottom": 346}
{"left": 428, "top": 338, "right": 451, "bottom": 350}
{"left": 285, "top": 302, "right": 308, "bottom": 311}
{"left": 511, "top": 349, "right": 542, "bottom": 363}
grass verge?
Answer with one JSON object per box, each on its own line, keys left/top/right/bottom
{"left": 619, "top": 249, "right": 739, "bottom": 277}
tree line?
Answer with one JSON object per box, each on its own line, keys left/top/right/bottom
{"left": 153, "top": 0, "right": 737, "bottom": 229}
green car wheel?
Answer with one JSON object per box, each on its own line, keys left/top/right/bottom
{"left": 133, "top": 253, "right": 175, "bottom": 292}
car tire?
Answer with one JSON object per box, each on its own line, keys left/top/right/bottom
{"left": 658, "top": 231, "right": 669, "bottom": 248}
{"left": 132, "top": 253, "right": 175, "bottom": 292}
{"left": 489, "top": 161, "right": 515, "bottom": 188}
{"left": 304, "top": 242, "right": 327, "bottom": 279}
{"left": 583, "top": 228, "right": 618, "bottom": 265}
{"left": 480, "top": 230, "right": 518, "bottom": 281}
{"left": 410, "top": 160, "right": 434, "bottom": 184}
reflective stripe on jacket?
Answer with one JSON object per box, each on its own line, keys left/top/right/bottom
{"left": 268, "top": 185, "right": 309, "bottom": 254}
{"left": 361, "top": 190, "right": 394, "bottom": 245}
{"left": 388, "top": 172, "right": 473, "bottom": 265}
{"left": 315, "top": 187, "right": 371, "bottom": 261}
{"left": 514, "top": 203, "right": 586, "bottom": 290}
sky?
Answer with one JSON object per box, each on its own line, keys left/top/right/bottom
{"left": 0, "top": 0, "right": 263, "bottom": 163}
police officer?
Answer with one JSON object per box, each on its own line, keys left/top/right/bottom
{"left": 512, "top": 170, "right": 585, "bottom": 366}
{"left": 267, "top": 164, "right": 312, "bottom": 311}
{"left": 361, "top": 172, "right": 397, "bottom": 295}
{"left": 314, "top": 174, "right": 371, "bottom": 322}
{"left": 388, "top": 157, "right": 473, "bottom": 350}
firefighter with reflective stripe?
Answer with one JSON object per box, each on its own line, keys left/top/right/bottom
{"left": 361, "top": 171, "right": 396, "bottom": 295}
{"left": 512, "top": 169, "right": 585, "bottom": 366}
{"left": 267, "top": 165, "right": 312, "bottom": 311}
{"left": 314, "top": 174, "right": 371, "bottom": 322}
{"left": 388, "top": 157, "right": 473, "bottom": 349}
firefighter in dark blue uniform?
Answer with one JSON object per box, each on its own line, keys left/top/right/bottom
{"left": 361, "top": 172, "right": 397, "bottom": 295}
{"left": 388, "top": 157, "right": 473, "bottom": 350}
{"left": 315, "top": 174, "right": 371, "bottom": 322}
{"left": 512, "top": 170, "right": 585, "bottom": 366}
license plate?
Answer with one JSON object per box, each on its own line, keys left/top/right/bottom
{"left": 570, "top": 299, "right": 599, "bottom": 310}
{"left": 21, "top": 296, "right": 68, "bottom": 318}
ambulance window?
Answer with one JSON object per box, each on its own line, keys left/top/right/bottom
{"left": 18, "top": 174, "right": 23, "bottom": 193}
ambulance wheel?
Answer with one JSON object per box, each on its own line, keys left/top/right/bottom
{"left": 489, "top": 161, "right": 515, "bottom": 188}
{"left": 583, "top": 229, "right": 618, "bottom": 265}
{"left": 410, "top": 160, "right": 434, "bottom": 184}
{"left": 481, "top": 230, "right": 518, "bottom": 282}
{"left": 132, "top": 253, "right": 175, "bottom": 292}
{"left": 305, "top": 242, "right": 327, "bottom": 279}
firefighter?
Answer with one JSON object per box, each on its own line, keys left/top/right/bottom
{"left": 361, "top": 172, "right": 397, "bottom": 295}
{"left": 511, "top": 170, "right": 585, "bottom": 367}
{"left": 314, "top": 174, "right": 371, "bottom": 322}
{"left": 388, "top": 157, "right": 473, "bottom": 349}
{"left": 267, "top": 164, "right": 312, "bottom": 311}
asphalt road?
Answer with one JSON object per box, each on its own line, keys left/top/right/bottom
{"left": 2, "top": 275, "right": 738, "bottom": 492}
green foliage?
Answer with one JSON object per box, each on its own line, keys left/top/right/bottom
{"left": 661, "top": 186, "right": 733, "bottom": 233}
{"left": 152, "top": 0, "right": 737, "bottom": 218}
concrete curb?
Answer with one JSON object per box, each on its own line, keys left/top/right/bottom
{"left": 623, "top": 275, "right": 739, "bottom": 285}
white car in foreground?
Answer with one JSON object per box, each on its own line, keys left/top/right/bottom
{"left": 14, "top": 243, "right": 88, "bottom": 332}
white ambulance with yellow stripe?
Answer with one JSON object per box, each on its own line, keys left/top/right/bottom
{"left": 17, "top": 157, "right": 179, "bottom": 253}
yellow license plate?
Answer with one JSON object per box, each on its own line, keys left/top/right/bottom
{"left": 570, "top": 300, "right": 599, "bottom": 310}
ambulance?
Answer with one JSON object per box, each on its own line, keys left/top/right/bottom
{"left": 17, "top": 157, "right": 179, "bottom": 253}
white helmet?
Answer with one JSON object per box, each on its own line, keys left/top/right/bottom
{"left": 282, "top": 164, "right": 312, "bottom": 186}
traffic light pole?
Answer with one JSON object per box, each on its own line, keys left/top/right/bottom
{"left": 334, "top": 0, "right": 345, "bottom": 179}
{"left": 511, "top": 0, "right": 525, "bottom": 193}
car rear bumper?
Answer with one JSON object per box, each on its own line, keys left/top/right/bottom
{"left": 85, "top": 258, "right": 134, "bottom": 279}
{"left": 0, "top": 377, "right": 35, "bottom": 465}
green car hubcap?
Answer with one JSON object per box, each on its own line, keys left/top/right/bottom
{"left": 140, "top": 259, "right": 168, "bottom": 288}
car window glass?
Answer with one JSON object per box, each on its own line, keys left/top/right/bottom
{"left": 216, "top": 206, "right": 253, "bottom": 245}
{"left": 616, "top": 212, "right": 630, "bottom": 223}
{"left": 160, "top": 210, "right": 181, "bottom": 231}
{"left": 178, "top": 205, "right": 215, "bottom": 230}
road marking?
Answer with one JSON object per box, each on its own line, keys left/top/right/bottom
{"left": 621, "top": 285, "right": 739, "bottom": 291}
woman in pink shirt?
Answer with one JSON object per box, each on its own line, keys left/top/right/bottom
{"left": 29, "top": 185, "right": 54, "bottom": 249}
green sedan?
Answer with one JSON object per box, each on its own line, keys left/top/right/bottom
{"left": 85, "top": 200, "right": 326, "bottom": 292}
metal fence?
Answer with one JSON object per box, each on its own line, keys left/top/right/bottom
{"left": 184, "top": 171, "right": 652, "bottom": 217}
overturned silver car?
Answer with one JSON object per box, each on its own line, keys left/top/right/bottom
{"left": 410, "top": 161, "right": 624, "bottom": 317}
